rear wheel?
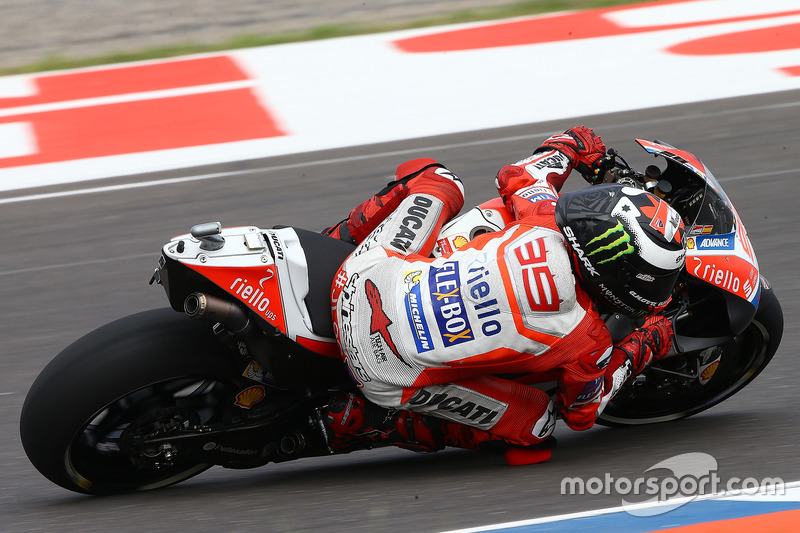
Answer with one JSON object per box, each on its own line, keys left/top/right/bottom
{"left": 20, "top": 309, "right": 242, "bottom": 494}
{"left": 598, "top": 278, "right": 782, "bottom": 426}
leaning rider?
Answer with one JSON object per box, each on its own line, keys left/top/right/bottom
{"left": 323, "top": 126, "right": 685, "bottom": 464}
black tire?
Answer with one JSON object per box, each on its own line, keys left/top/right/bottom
{"left": 20, "top": 308, "right": 241, "bottom": 495}
{"left": 598, "top": 278, "right": 783, "bottom": 426}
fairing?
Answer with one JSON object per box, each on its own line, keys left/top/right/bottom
{"left": 158, "top": 226, "right": 340, "bottom": 357}
{"left": 635, "top": 139, "right": 760, "bottom": 308}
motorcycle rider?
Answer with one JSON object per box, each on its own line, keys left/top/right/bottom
{"left": 324, "top": 126, "right": 685, "bottom": 464}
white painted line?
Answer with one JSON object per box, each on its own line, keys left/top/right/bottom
{"left": 0, "top": 75, "right": 36, "bottom": 99}
{"left": 439, "top": 480, "right": 800, "bottom": 533}
{"left": 606, "top": 0, "right": 800, "bottom": 27}
{"left": 0, "top": 147, "right": 792, "bottom": 209}
{"left": 0, "top": 122, "right": 36, "bottom": 159}
{"left": 0, "top": 134, "right": 547, "bottom": 205}
{"left": 0, "top": 100, "right": 797, "bottom": 205}
{"left": 0, "top": 80, "right": 258, "bottom": 118}
{"left": 0, "top": 253, "right": 156, "bottom": 277}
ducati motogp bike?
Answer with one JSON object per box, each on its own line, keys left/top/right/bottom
{"left": 20, "top": 139, "right": 783, "bottom": 494}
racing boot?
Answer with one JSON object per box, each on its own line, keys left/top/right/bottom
{"left": 326, "top": 393, "right": 553, "bottom": 464}
{"left": 395, "top": 412, "right": 555, "bottom": 465}
{"left": 436, "top": 418, "right": 555, "bottom": 465}
{"left": 325, "top": 393, "right": 398, "bottom": 451}
{"left": 325, "top": 393, "right": 445, "bottom": 453}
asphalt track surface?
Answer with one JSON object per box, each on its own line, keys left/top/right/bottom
{"left": 2, "top": 89, "right": 799, "bottom": 532}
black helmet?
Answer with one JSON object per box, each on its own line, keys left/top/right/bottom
{"left": 554, "top": 184, "right": 686, "bottom": 318}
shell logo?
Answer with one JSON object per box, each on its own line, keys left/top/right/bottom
{"left": 700, "top": 361, "right": 720, "bottom": 382}
{"left": 234, "top": 385, "right": 266, "bottom": 409}
{"left": 687, "top": 238, "right": 695, "bottom": 249}
{"left": 453, "top": 235, "right": 469, "bottom": 249}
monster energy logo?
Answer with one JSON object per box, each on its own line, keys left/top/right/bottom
{"left": 586, "top": 221, "right": 634, "bottom": 264}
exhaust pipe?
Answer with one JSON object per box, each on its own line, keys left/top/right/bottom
{"left": 184, "top": 292, "right": 274, "bottom": 373}
{"left": 184, "top": 292, "right": 249, "bottom": 333}
{"left": 278, "top": 431, "right": 307, "bottom": 457}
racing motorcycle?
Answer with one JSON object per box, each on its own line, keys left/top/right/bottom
{"left": 20, "top": 139, "right": 783, "bottom": 495}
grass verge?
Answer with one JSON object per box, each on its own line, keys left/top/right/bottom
{"left": 0, "top": 0, "right": 641, "bottom": 75}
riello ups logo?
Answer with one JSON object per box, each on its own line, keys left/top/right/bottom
{"left": 586, "top": 221, "right": 635, "bottom": 265}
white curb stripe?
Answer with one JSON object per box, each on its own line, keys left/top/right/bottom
{"left": 0, "top": 80, "right": 258, "bottom": 118}
{"left": 439, "top": 480, "right": 800, "bottom": 533}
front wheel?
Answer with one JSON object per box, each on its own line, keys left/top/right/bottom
{"left": 598, "top": 278, "right": 783, "bottom": 426}
{"left": 20, "top": 308, "right": 242, "bottom": 495}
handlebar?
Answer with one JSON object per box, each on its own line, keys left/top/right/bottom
{"left": 587, "top": 148, "right": 673, "bottom": 199}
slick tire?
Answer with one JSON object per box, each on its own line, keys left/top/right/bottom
{"left": 20, "top": 308, "right": 240, "bottom": 495}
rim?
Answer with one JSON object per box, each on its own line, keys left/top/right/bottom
{"left": 63, "top": 377, "right": 234, "bottom": 492}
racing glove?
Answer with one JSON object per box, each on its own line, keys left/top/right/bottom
{"left": 535, "top": 126, "right": 607, "bottom": 183}
{"left": 614, "top": 315, "right": 675, "bottom": 376}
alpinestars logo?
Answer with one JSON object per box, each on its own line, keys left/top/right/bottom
{"left": 586, "top": 221, "right": 634, "bottom": 265}
{"left": 365, "top": 279, "right": 413, "bottom": 368}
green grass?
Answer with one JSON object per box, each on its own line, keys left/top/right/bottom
{"left": 0, "top": 0, "right": 641, "bottom": 76}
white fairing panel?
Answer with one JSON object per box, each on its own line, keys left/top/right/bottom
{"left": 162, "top": 225, "right": 338, "bottom": 350}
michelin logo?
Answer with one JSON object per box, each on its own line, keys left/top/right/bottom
{"left": 404, "top": 270, "right": 433, "bottom": 353}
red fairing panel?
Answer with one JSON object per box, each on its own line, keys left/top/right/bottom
{"left": 188, "top": 264, "right": 288, "bottom": 333}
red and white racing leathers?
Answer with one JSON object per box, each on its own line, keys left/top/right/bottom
{"left": 331, "top": 151, "right": 631, "bottom": 447}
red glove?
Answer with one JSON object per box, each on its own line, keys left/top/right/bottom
{"left": 537, "top": 126, "right": 606, "bottom": 180}
{"left": 614, "top": 315, "right": 675, "bottom": 375}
